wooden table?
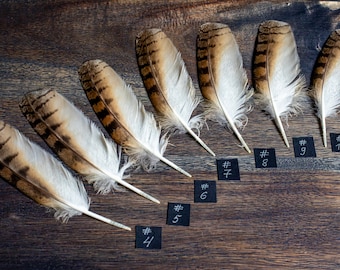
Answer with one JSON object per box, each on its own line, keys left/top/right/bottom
{"left": 0, "top": 1, "right": 339, "bottom": 269}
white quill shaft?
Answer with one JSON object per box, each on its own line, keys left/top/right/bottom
{"left": 20, "top": 89, "right": 159, "bottom": 204}
{"left": 197, "top": 23, "right": 253, "bottom": 153}
{"left": 311, "top": 30, "right": 340, "bottom": 147}
{"left": 78, "top": 59, "right": 192, "bottom": 178}
{"left": 0, "top": 120, "right": 130, "bottom": 231}
{"left": 253, "top": 20, "right": 306, "bottom": 147}
{"left": 136, "top": 28, "right": 215, "bottom": 156}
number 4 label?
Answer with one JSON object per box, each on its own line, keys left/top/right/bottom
{"left": 135, "top": 226, "right": 162, "bottom": 249}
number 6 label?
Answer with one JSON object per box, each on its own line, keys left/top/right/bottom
{"left": 194, "top": 180, "right": 217, "bottom": 203}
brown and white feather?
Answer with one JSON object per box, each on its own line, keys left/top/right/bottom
{"left": 19, "top": 89, "right": 159, "bottom": 204}
{"left": 136, "top": 29, "right": 215, "bottom": 156}
{"left": 253, "top": 20, "right": 306, "bottom": 147}
{"left": 78, "top": 59, "right": 191, "bottom": 177}
{"left": 310, "top": 29, "right": 340, "bottom": 147}
{"left": 0, "top": 120, "right": 130, "bottom": 230}
{"left": 197, "top": 22, "right": 253, "bottom": 153}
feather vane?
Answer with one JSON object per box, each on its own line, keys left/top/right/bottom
{"left": 197, "top": 22, "right": 253, "bottom": 153}
{"left": 310, "top": 29, "right": 340, "bottom": 147}
{"left": 78, "top": 59, "right": 191, "bottom": 177}
{"left": 0, "top": 120, "right": 130, "bottom": 230}
{"left": 253, "top": 20, "right": 306, "bottom": 147}
{"left": 136, "top": 28, "right": 215, "bottom": 156}
{"left": 19, "top": 89, "right": 159, "bottom": 204}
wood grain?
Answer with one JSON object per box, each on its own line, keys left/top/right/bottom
{"left": 1, "top": 1, "right": 340, "bottom": 269}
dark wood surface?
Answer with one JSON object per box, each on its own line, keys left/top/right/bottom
{"left": 1, "top": 1, "right": 340, "bottom": 269}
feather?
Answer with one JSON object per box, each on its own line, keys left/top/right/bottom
{"left": 78, "top": 59, "right": 191, "bottom": 178}
{"left": 252, "top": 20, "right": 306, "bottom": 147}
{"left": 135, "top": 28, "right": 215, "bottom": 156}
{"left": 19, "top": 89, "right": 159, "bottom": 204}
{"left": 197, "top": 22, "right": 253, "bottom": 153}
{"left": 310, "top": 30, "right": 340, "bottom": 147}
{"left": 0, "top": 120, "right": 130, "bottom": 231}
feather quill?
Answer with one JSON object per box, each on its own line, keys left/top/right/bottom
{"left": 310, "top": 30, "right": 340, "bottom": 147}
{"left": 19, "top": 89, "right": 159, "bottom": 204}
{"left": 78, "top": 59, "right": 191, "bottom": 178}
{"left": 253, "top": 20, "right": 306, "bottom": 147}
{"left": 197, "top": 23, "right": 253, "bottom": 153}
{"left": 0, "top": 120, "right": 130, "bottom": 231}
{"left": 135, "top": 28, "right": 215, "bottom": 156}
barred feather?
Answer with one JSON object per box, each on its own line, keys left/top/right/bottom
{"left": 0, "top": 120, "right": 130, "bottom": 230}
{"left": 253, "top": 20, "right": 306, "bottom": 147}
{"left": 197, "top": 22, "right": 253, "bottom": 153}
{"left": 310, "top": 30, "right": 340, "bottom": 147}
{"left": 78, "top": 59, "right": 191, "bottom": 177}
{"left": 20, "top": 89, "right": 159, "bottom": 204}
{"left": 136, "top": 28, "right": 215, "bottom": 156}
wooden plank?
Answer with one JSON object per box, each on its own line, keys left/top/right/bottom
{"left": 0, "top": 1, "right": 339, "bottom": 269}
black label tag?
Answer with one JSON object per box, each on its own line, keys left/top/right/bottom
{"left": 330, "top": 133, "right": 340, "bottom": 152}
{"left": 166, "top": 203, "right": 190, "bottom": 226}
{"left": 194, "top": 180, "right": 217, "bottom": 203}
{"left": 216, "top": 158, "right": 240, "bottom": 180}
{"left": 293, "top": 137, "right": 316, "bottom": 157}
{"left": 135, "top": 226, "right": 162, "bottom": 249}
{"left": 254, "top": 148, "right": 277, "bottom": 168}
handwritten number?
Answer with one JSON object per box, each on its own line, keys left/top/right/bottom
{"left": 300, "top": 146, "right": 306, "bottom": 156}
{"left": 143, "top": 236, "right": 154, "bottom": 248}
{"left": 200, "top": 191, "right": 208, "bottom": 200}
{"left": 172, "top": 214, "right": 182, "bottom": 224}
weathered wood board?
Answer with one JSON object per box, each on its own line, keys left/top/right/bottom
{"left": 0, "top": 1, "right": 339, "bottom": 269}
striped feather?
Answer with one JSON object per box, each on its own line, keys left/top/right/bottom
{"left": 253, "top": 20, "right": 306, "bottom": 147}
{"left": 78, "top": 59, "right": 191, "bottom": 177}
{"left": 0, "top": 120, "right": 130, "bottom": 230}
{"left": 20, "top": 89, "right": 159, "bottom": 204}
{"left": 136, "top": 28, "right": 215, "bottom": 156}
{"left": 310, "top": 30, "right": 340, "bottom": 147}
{"left": 197, "top": 22, "right": 253, "bottom": 153}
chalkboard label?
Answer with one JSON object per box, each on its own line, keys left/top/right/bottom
{"left": 216, "top": 158, "right": 240, "bottom": 180}
{"left": 166, "top": 203, "right": 190, "bottom": 226}
{"left": 293, "top": 137, "right": 316, "bottom": 157}
{"left": 330, "top": 133, "right": 340, "bottom": 152}
{"left": 135, "top": 226, "right": 162, "bottom": 249}
{"left": 254, "top": 148, "right": 277, "bottom": 168}
{"left": 194, "top": 180, "right": 217, "bottom": 203}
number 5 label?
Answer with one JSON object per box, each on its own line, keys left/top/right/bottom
{"left": 166, "top": 203, "right": 190, "bottom": 226}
